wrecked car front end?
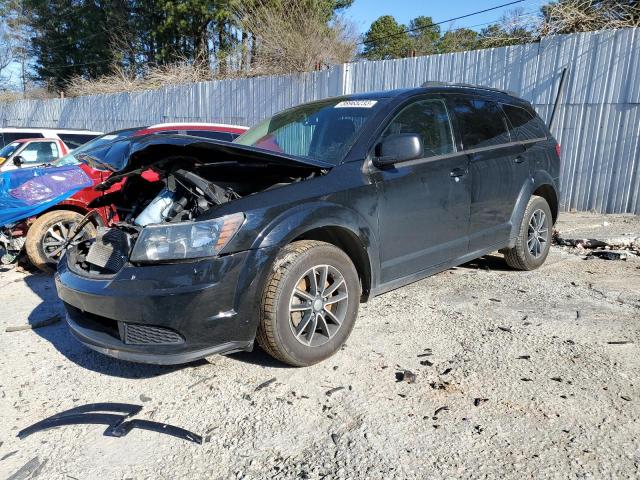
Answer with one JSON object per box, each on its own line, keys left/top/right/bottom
{"left": 54, "top": 134, "right": 333, "bottom": 364}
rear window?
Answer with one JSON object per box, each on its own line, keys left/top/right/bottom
{"left": 502, "top": 104, "right": 547, "bottom": 141}
{"left": 449, "top": 97, "right": 510, "bottom": 150}
{"left": 0, "top": 132, "right": 44, "bottom": 148}
{"left": 186, "top": 130, "right": 234, "bottom": 142}
{"left": 58, "top": 133, "right": 100, "bottom": 149}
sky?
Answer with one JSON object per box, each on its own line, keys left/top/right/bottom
{"left": 346, "top": 0, "right": 545, "bottom": 35}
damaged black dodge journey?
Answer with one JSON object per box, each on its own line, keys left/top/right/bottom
{"left": 55, "top": 84, "right": 560, "bottom": 366}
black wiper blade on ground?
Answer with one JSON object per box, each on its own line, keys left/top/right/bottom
{"left": 17, "top": 402, "right": 202, "bottom": 445}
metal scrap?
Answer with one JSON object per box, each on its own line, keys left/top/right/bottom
{"left": 17, "top": 402, "right": 201, "bottom": 445}
{"left": 5, "top": 314, "right": 62, "bottom": 332}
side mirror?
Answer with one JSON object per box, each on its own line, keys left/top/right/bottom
{"left": 373, "top": 133, "right": 423, "bottom": 168}
{"left": 12, "top": 155, "right": 24, "bottom": 167}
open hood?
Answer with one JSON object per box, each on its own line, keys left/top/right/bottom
{"left": 75, "top": 134, "right": 332, "bottom": 188}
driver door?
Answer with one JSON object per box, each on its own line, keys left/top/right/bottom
{"left": 373, "top": 96, "right": 471, "bottom": 285}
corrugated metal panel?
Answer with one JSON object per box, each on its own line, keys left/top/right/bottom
{"left": 1, "top": 28, "right": 638, "bottom": 213}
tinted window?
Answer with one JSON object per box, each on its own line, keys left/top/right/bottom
{"left": 382, "top": 98, "right": 455, "bottom": 157}
{"left": 0, "top": 132, "right": 44, "bottom": 147}
{"left": 186, "top": 130, "right": 233, "bottom": 142}
{"left": 19, "top": 141, "right": 59, "bottom": 164}
{"left": 502, "top": 104, "right": 547, "bottom": 140}
{"left": 53, "top": 128, "right": 140, "bottom": 167}
{"left": 58, "top": 133, "right": 99, "bottom": 149}
{"left": 449, "top": 97, "right": 510, "bottom": 149}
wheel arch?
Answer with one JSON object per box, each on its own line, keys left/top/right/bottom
{"left": 38, "top": 204, "right": 104, "bottom": 227}
{"left": 507, "top": 173, "right": 559, "bottom": 246}
{"left": 293, "top": 226, "right": 373, "bottom": 302}
{"left": 247, "top": 202, "right": 379, "bottom": 302}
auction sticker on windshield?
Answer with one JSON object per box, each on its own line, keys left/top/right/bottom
{"left": 334, "top": 100, "right": 378, "bottom": 108}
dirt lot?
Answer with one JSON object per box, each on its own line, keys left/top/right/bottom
{"left": 1, "top": 213, "right": 639, "bottom": 479}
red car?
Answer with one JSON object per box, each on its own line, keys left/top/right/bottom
{"left": 11, "top": 123, "right": 248, "bottom": 271}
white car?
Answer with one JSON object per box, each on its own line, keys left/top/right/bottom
{"left": 0, "top": 127, "right": 102, "bottom": 150}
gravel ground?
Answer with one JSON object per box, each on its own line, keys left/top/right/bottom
{"left": 1, "top": 213, "right": 639, "bottom": 479}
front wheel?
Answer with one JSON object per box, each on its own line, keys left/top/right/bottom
{"left": 256, "top": 240, "right": 360, "bottom": 367}
{"left": 503, "top": 195, "right": 553, "bottom": 271}
{"left": 25, "top": 210, "right": 96, "bottom": 273}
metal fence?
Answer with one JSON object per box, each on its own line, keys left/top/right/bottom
{"left": 1, "top": 28, "right": 639, "bottom": 213}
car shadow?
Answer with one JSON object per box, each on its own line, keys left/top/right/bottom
{"left": 228, "top": 348, "right": 291, "bottom": 369}
{"left": 21, "top": 272, "right": 202, "bottom": 379}
{"left": 459, "top": 254, "right": 513, "bottom": 271}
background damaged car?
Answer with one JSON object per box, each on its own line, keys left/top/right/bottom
{"left": 55, "top": 84, "right": 560, "bottom": 367}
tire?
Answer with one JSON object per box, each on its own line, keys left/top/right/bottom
{"left": 503, "top": 195, "right": 553, "bottom": 271}
{"left": 256, "top": 240, "right": 360, "bottom": 367}
{"left": 25, "top": 210, "right": 96, "bottom": 273}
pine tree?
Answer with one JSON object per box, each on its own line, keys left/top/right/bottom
{"left": 362, "top": 15, "right": 411, "bottom": 60}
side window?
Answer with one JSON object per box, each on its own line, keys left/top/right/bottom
{"left": 1, "top": 132, "right": 44, "bottom": 147}
{"left": 19, "top": 142, "right": 59, "bottom": 164}
{"left": 449, "top": 97, "right": 510, "bottom": 149}
{"left": 502, "top": 104, "right": 547, "bottom": 141}
{"left": 382, "top": 98, "right": 455, "bottom": 157}
{"left": 186, "top": 130, "right": 233, "bottom": 142}
{"left": 58, "top": 133, "right": 99, "bottom": 149}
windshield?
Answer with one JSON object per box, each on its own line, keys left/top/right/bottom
{"left": 0, "top": 142, "right": 20, "bottom": 161}
{"left": 53, "top": 128, "right": 140, "bottom": 167}
{"left": 234, "top": 98, "right": 388, "bottom": 165}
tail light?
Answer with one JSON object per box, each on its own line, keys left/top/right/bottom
{"left": 555, "top": 143, "right": 561, "bottom": 158}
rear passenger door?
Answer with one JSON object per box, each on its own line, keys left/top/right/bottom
{"left": 375, "top": 96, "right": 471, "bottom": 284}
{"left": 447, "top": 96, "right": 529, "bottom": 253}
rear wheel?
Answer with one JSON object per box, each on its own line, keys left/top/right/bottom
{"left": 25, "top": 210, "right": 96, "bottom": 273}
{"left": 256, "top": 240, "right": 360, "bottom": 367}
{"left": 503, "top": 195, "right": 552, "bottom": 270}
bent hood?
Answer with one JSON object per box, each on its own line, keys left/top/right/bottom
{"left": 75, "top": 134, "right": 333, "bottom": 182}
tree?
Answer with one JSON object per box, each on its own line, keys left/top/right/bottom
{"left": 437, "top": 28, "right": 479, "bottom": 53}
{"left": 479, "top": 8, "right": 535, "bottom": 48}
{"left": 408, "top": 16, "right": 440, "bottom": 56}
{"left": 23, "top": 0, "right": 128, "bottom": 91}
{"left": 238, "top": 0, "right": 356, "bottom": 74}
{"left": 362, "top": 15, "right": 411, "bottom": 60}
{"left": 540, "top": 0, "right": 640, "bottom": 35}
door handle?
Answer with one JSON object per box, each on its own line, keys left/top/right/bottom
{"left": 514, "top": 155, "right": 525, "bottom": 164}
{"left": 449, "top": 167, "right": 467, "bottom": 178}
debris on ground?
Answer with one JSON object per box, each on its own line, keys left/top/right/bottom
{"left": 586, "top": 250, "right": 629, "bottom": 261}
{"left": 395, "top": 370, "right": 417, "bottom": 384}
{"left": 325, "top": 387, "right": 345, "bottom": 397}
{"left": 254, "top": 378, "right": 277, "bottom": 391}
{"left": 5, "top": 315, "right": 61, "bottom": 333}
{"left": 7, "top": 456, "right": 45, "bottom": 480}
{"left": 474, "top": 398, "right": 489, "bottom": 407}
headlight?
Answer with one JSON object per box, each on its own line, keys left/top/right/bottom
{"left": 130, "top": 212, "right": 244, "bottom": 262}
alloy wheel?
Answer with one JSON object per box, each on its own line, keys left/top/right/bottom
{"left": 41, "top": 220, "right": 90, "bottom": 261}
{"left": 527, "top": 209, "right": 548, "bottom": 258}
{"left": 288, "top": 264, "right": 349, "bottom": 347}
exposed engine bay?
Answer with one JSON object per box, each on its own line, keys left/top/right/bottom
{"left": 70, "top": 139, "right": 329, "bottom": 276}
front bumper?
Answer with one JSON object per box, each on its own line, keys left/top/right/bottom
{"left": 55, "top": 247, "right": 278, "bottom": 364}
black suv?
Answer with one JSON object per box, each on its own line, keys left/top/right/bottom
{"left": 55, "top": 85, "right": 560, "bottom": 367}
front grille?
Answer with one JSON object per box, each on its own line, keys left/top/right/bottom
{"left": 123, "top": 323, "right": 184, "bottom": 345}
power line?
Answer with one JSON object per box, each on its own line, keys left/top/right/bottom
{"left": 358, "top": 0, "right": 527, "bottom": 45}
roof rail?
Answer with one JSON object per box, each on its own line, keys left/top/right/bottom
{"left": 421, "top": 81, "right": 519, "bottom": 98}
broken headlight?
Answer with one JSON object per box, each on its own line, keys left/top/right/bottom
{"left": 130, "top": 212, "right": 244, "bottom": 262}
